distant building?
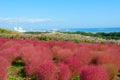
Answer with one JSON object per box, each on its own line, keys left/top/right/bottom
{"left": 14, "top": 27, "right": 26, "bottom": 32}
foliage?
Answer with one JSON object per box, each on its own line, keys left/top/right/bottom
{"left": 57, "top": 63, "right": 72, "bottom": 80}
{"left": 102, "top": 64, "right": 119, "bottom": 80}
{"left": 0, "top": 28, "right": 20, "bottom": 34}
{"left": 63, "top": 31, "right": 120, "bottom": 40}
{"left": 80, "top": 65, "right": 110, "bottom": 80}
{"left": 37, "top": 61, "right": 58, "bottom": 80}
{"left": 64, "top": 57, "right": 84, "bottom": 77}
{"left": 72, "top": 76, "right": 80, "bottom": 80}
{"left": 0, "top": 37, "right": 119, "bottom": 80}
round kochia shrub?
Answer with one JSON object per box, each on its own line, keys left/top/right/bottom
{"left": 74, "top": 48, "right": 92, "bottom": 64}
{"left": 37, "top": 61, "right": 58, "bottom": 80}
{"left": 35, "top": 45, "right": 53, "bottom": 58}
{"left": 97, "top": 51, "right": 120, "bottom": 70}
{"left": 0, "top": 65, "right": 7, "bottom": 80}
{"left": 101, "top": 64, "right": 119, "bottom": 80}
{"left": 0, "top": 56, "right": 10, "bottom": 68}
{"left": 63, "top": 41, "right": 78, "bottom": 52}
{"left": 64, "top": 57, "right": 84, "bottom": 77}
{"left": 0, "top": 48, "right": 19, "bottom": 63}
{"left": 80, "top": 65, "right": 110, "bottom": 80}
{"left": 20, "top": 45, "right": 36, "bottom": 63}
{"left": 25, "top": 52, "right": 52, "bottom": 76}
{"left": 52, "top": 46, "right": 62, "bottom": 58}
{"left": 57, "top": 63, "right": 72, "bottom": 80}
{"left": 56, "top": 48, "right": 74, "bottom": 62}
{"left": 0, "top": 57, "right": 9, "bottom": 80}
{"left": 0, "top": 40, "right": 17, "bottom": 50}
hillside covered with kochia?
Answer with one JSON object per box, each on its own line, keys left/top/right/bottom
{"left": 0, "top": 27, "right": 119, "bottom": 42}
{"left": 0, "top": 37, "right": 120, "bottom": 80}
{"left": 25, "top": 31, "right": 120, "bottom": 40}
{"left": 0, "top": 28, "right": 120, "bottom": 44}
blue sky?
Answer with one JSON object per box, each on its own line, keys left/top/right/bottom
{"left": 0, "top": 0, "right": 120, "bottom": 30}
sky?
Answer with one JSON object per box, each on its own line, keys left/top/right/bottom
{"left": 0, "top": 0, "right": 120, "bottom": 30}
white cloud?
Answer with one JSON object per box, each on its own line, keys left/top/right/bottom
{"left": 0, "top": 17, "right": 52, "bottom": 23}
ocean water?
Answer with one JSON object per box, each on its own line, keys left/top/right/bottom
{"left": 10, "top": 27, "right": 120, "bottom": 33}
{"left": 24, "top": 27, "right": 120, "bottom": 33}
{"left": 64, "top": 28, "right": 120, "bottom": 32}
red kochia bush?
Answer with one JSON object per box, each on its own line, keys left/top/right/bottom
{"left": 37, "top": 61, "right": 58, "bottom": 80}
{"left": 80, "top": 65, "right": 110, "bottom": 80}
{"left": 63, "top": 41, "right": 77, "bottom": 52}
{"left": 0, "top": 48, "right": 18, "bottom": 63}
{"left": 0, "top": 56, "right": 10, "bottom": 68}
{"left": 75, "top": 48, "right": 92, "bottom": 64}
{"left": 101, "top": 64, "right": 119, "bottom": 80}
{"left": 107, "top": 49, "right": 120, "bottom": 70}
{"left": 97, "top": 52, "right": 113, "bottom": 65}
{"left": 35, "top": 45, "right": 52, "bottom": 58}
{"left": 64, "top": 57, "right": 84, "bottom": 77}
{"left": 57, "top": 63, "right": 72, "bottom": 80}
{"left": 25, "top": 52, "right": 53, "bottom": 76}
{"left": 52, "top": 46, "right": 62, "bottom": 57}
{"left": 97, "top": 52, "right": 120, "bottom": 70}
{"left": 0, "top": 40, "right": 18, "bottom": 50}
{"left": 10, "top": 43, "right": 22, "bottom": 51}
{"left": 20, "top": 45, "right": 36, "bottom": 63}
{"left": 56, "top": 49, "right": 74, "bottom": 62}
{"left": 0, "top": 65, "right": 7, "bottom": 80}
{"left": 0, "top": 56, "right": 9, "bottom": 80}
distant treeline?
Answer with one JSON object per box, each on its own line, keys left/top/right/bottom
{"left": 63, "top": 32, "right": 120, "bottom": 40}
{"left": 25, "top": 32, "right": 48, "bottom": 34}
{"left": 25, "top": 31, "right": 120, "bottom": 40}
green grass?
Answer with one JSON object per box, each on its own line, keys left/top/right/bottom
{"left": 7, "top": 59, "right": 35, "bottom": 80}
{"left": 6, "top": 55, "right": 120, "bottom": 80}
{"left": 72, "top": 76, "right": 80, "bottom": 80}
{"left": 0, "top": 28, "right": 20, "bottom": 34}
{"left": 8, "top": 66, "right": 26, "bottom": 80}
{"left": 7, "top": 59, "right": 81, "bottom": 80}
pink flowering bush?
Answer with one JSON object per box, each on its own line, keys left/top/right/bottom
{"left": 98, "top": 44, "right": 109, "bottom": 51}
{"left": 48, "top": 40, "right": 56, "bottom": 47}
{"left": 108, "top": 50, "right": 120, "bottom": 70}
{"left": 25, "top": 52, "right": 53, "bottom": 76}
{"left": 63, "top": 41, "right": 78, "bottom": 52}
{"left": 80, "top": 65, "right": 110, "bottom": 80}
{"left": 37, "top": 61, "right": 58, "bottom": 80}
{"left": 97, "top": 51, "right": 120, "bottom": 70}
{"left": 20, "top": 45, "right": 36, "bottom": 64}
{"left": 56, "top": 49, "right": 74, "bottom": 62}
{"left": 0, "top": 56, "right": 10, "bottom": 68}
{"left": 0, "top": 48, "right": 19, "bottom": 63}
{"left": 52, "top": 46, "right": 62, "bottom": 58}
{"left": 0, "top": 38, "right": 120, "bottom": 80}
{"left": 64, "top": 57, "right": 84, "bottom": 77}
{"left": 0, "top": 56, "right": 9, "bottom": 80}
{"left": 35, "top": 45, "right": 53, "bottom": 58}
{"left": 0, "top": 65, "right": 8, "bottom": 80}
{"left": 54, "top": 41, "right": 65, "bottom": 48}
{"left": 74, "top": 48, "right": 92, "bottom": 64}
{"left": 0, "top": 40, "right": 18, "bottom": 50}
{"left": 101, "top": 64, "right": 119, "bottom": 80}
{"left": 57, "top": 63, "right": 72, "bottom": 80}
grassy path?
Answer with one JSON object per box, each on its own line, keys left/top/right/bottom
{"left": 7, "top": 59, "right": 120, "bottom": 80}
{"left": 7, "top": 59, "right": 32, "bottom": 80}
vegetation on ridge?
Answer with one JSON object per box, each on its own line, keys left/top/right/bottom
{"left": 0, "top": 28, "right": 20, "bottom": 34}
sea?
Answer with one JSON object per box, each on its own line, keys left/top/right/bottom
{"left": 4, "top": 26, "right": 119, "bottom": 33}
{"left": 64, "top": 27, "right": 120, "bottom": 33}
{"left": 20, "top": 27, "right": 120, "bottom": 33}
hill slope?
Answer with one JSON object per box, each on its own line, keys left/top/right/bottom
{"left": 0, "top": 28, "right": 20, "bottom": 34}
